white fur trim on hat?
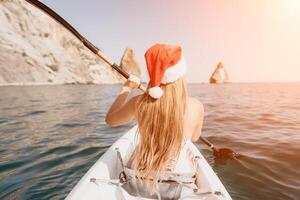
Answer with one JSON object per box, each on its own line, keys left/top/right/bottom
{"left": 148, "top": 86, "right": 163, "bottom": 99}
{"left": 161, "top": 55, "right": 186, "bottom": 84}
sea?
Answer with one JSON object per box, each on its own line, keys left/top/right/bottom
{"left": 0, "top": 83, "right": 299, "bottom": 200}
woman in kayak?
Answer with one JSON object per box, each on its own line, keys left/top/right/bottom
{"left": 106, "top": 44, "right": 204, "bottom": 195}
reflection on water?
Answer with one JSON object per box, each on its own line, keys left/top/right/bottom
{"left": 0, "top": 83, "right": 300, "bottom": 199}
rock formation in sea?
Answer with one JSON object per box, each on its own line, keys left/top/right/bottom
{"left": 209, "top": 62, "right": 230, "bottom": 84}
{"left": 0, "top": 0, "right": 121, "bottom": 85}
{"left": 120, "top": 48, "right": 141, "bottom": 78}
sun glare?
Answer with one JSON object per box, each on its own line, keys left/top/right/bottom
{"left": 282, "top": 0, "right": 300, "bottom": 19}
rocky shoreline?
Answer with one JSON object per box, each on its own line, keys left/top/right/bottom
{"left": 0, "top": 0, "right": 122, "bottom": 85}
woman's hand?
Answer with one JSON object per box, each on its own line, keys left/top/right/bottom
{"left": 122, "top": 74, "right": 141, "bottom": 93}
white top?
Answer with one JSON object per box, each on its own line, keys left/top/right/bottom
{"left": 129, "top": 136, "right": 196, "bottom": 174}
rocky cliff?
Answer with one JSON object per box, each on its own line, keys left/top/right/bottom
{"left": 120, "top": 48, "right": 141, "bottom": 78}
{"left": 209, "top": 62, "right": 230, "bottom": 83}
{"left": 0, "top": 0, "right": 121, "bottom": 85}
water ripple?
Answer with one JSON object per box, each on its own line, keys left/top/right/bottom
{"left": 21, "top": 110, "right": 47, "bottom": 117}
{"left": 54, "top": 122, "right": 91, "bottom": 128}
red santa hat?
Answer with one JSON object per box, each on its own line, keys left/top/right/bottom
{"left": 145, "top": 43, "right": 186, "bottom": 99}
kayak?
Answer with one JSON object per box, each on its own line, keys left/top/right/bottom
{"left": 66, "top": 126, "right": 232, "bottom": 200}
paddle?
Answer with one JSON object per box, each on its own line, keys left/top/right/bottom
{"left": 200, "top": 136, "right": 240, "bottom": 159}
{"left": 25, "top": 0, "right": 239, "bottom": 160}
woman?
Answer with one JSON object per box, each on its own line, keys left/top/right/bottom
{"left": 106, "top": 44, "right": 204, "bottom": 197}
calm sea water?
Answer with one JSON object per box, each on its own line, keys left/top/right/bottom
{"left": 0, "top": 83, "right": 300, "bottom": 200}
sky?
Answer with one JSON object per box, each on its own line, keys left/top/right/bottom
{"left": 43, "top": 0, "right": 300, "bottom": 83}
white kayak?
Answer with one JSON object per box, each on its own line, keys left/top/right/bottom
{"left": 66, "top": 126, "right": 232, "bottom": 200}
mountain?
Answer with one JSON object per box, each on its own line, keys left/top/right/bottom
{"left": 209, "top": 62, "right": 230, "bottom": 83}
{"left": 0, "top": 0, "right": 121, "bottom": 85}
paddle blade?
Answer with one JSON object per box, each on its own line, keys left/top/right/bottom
{"left": 213, "top": 148, "right": 241, "bottom": 160}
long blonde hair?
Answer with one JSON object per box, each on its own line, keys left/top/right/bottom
{"left": 134, "top": 78, "right": 187, "bottom": 192}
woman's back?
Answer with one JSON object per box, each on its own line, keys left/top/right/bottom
{"left": 133, "top": 95, "right": 204, "bottom": 144}
{"left": 183, "top": 97, "right": 204, "bottom": 142}
{"left": 129, "top": 96, "right": 204, "bottom": 169}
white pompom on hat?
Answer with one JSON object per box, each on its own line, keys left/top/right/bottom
{"left": 148, "top": 86, "right": 164, "bottom": 99}
{"left": 144, "top": 43, "right": 186, "bottom": 99}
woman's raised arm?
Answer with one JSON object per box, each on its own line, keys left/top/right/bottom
{"left": 105, "top": 80, "right": 140, "bottom": 127}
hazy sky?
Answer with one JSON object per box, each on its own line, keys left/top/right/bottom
{"left": 43, "top": 0, "right": 300, "bottom": 82}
